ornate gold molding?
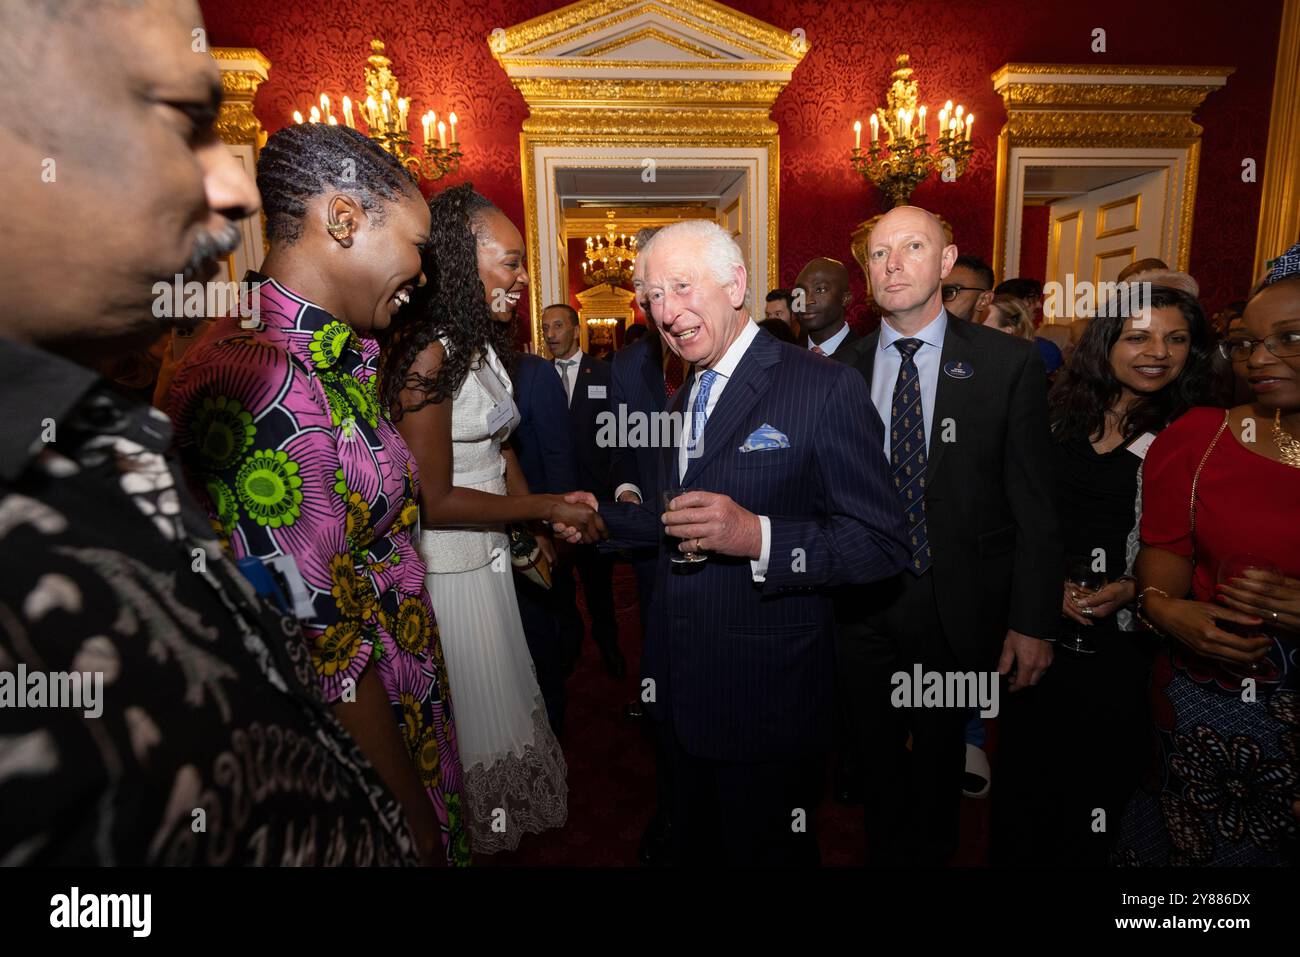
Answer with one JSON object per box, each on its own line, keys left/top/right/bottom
{"left": 1255, "top": 0, "right": 1300, "bottom": 281}
{"left": 575, "top": 27, "right": 724, "bottom": 59}
{"left": 998, "top": 83, "right": 1226, "bottom": 112}
{"left": 522, "top": 110, "right": 777, "bottom": 137}
{"left": 1004, "top": 112, "right": 1203, "bottom": 147}
{"left": 991, "top": 63, "right": 1230, "bottom": 279}
{"left": 509, "top": 77, "right": 788, "bottom": 106}
{"left": 498, "top": 56, "right": 795, "bottom": 73}
{"left": 493, "top": 0, "right": 802, "bottom": 349}
{"left": 494, "top": 0, "right": 802, "bottom": 59}
{"left": 212, "top": 47, "right": 270, "bottom": 149}
{"left": 991, "top": 63, "right": 1236, "bottom": 81}
{"left": 210, "top": 46, "right": 270, "bottom": 67}
{"left": 522, "top": 4, "right": 774, "bottom": 59}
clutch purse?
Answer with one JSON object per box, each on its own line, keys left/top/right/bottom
{"left": 508, "top": 525, "right": 552, "bottom": 589}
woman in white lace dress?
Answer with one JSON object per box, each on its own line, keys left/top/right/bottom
{"left": 379, "top": 185, "right": 603, "bottom": 854}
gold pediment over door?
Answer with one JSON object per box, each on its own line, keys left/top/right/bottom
{"left": 490, "top": 0, "right": 807, "bottom": 350}
{"left": 492, "top": 0, "right": 803, "bottom": 78}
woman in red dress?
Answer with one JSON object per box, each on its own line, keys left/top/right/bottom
{"left": 1117, "top": 274, "right": 1300, "bottom": 865}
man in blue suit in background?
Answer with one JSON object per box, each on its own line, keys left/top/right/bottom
{"left": 576, "top": 220, "right": 909, "bottom": 865}
{"left": 544, "top": 303, "right": 626, "bottom": 679}
{"left": 507, "top": 351, "right": 578, "bottom": 735}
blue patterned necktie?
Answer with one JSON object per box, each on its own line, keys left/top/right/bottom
{"left": 891, "top": 338, "right": 931, "bottom": 574}
{"left": 688, "top": 369, "right": 718, "bottom": 452}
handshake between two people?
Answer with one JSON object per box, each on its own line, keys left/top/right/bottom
{"left": 553, "top": 489, "right": 763, "bottom": 560}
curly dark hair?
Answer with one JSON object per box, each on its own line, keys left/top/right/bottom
{"left": 378, "top": 183, "right": 516, "bottom": 417}
{"left": 1048, "top": 284, "right": 1213, "bottom": 445}
{"left": 257, "top": 123, "right": 417, "bottom": 245}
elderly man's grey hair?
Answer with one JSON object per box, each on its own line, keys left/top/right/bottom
{"left": 638, "top": 218, "right": 749, "bottom": 310}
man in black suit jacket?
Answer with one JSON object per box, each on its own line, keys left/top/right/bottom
{"left": 508, "top": 351, "right": 578, "bottom": 734}
{"left": 542, "top": 303, "right": 624, "bottom": 678}
{"left": 835, "top": 206, "right": 1061, "bottom": 866}
{"left": 580, "top": 221, "right": 910, "bottom": 865}
{"left": 793, "top": 257, "right": 861, "bottom": 361}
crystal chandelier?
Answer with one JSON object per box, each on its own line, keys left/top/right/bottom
{"left": 582, "top": 211, "right": 637, "bottom": 288}
{"left": 292, "top": 39, "right": 462, "bottom": 182}
{"left": 849, "top": 54, "right": 974, "bottom": 208}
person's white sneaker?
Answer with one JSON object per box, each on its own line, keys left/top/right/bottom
{"left": 962, "top": 742, "right": 991, "bottom": 799}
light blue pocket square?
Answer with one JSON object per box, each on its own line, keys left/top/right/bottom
{"left": 739, "top": 423, "right": 791, "bottom": 452}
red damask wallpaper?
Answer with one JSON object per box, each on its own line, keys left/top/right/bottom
{"left": 200, "top": 0, "right": 1283, "bottom": 329}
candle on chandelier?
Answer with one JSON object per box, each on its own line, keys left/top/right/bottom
{"left": 955, "top": 104, "right": 964, "bottom": 122}
{"left": 869, "top": 113, "right": 879, "bottom": 143}
{"left": 853, "top": 119, "right": 861, "bottom": 150}
{"left": 309, "top": 105, "right": 321, "bottom": 123}
{"left": 398, "top": 97, "right": 409, "bottom": 128}
{"left": 365, "top": 96, "right": 378, "bottom": 129}
{"left": 438, "top": 120, "right": 447, "bottom": 149}
{"left": 342, "top": 96, "right": 355, "bottom": 128}
{"left": 965, "top": 113, "right": 973, "bottom": 141}
{"left": 917, "top": 105, "right": 926, "bottom": 138}
{"left": 450, "top": 112, "right": 458, "bottom": 144}
{"left": 422, "top": 112, "right": 432, "bottom": 144}
{"left": 949, "top": 117, "right": 957, "bottom": 135}
{"left": 320, "top": 94, "right": 330, "bottom": 116}
{"left": 938, "top": 107, "right": 947, "bottom": 134}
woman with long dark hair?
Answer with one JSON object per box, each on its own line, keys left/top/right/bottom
{"left": 382, "top": 184, "right": 598, "bottom": 853}
{"left": 994, "top": 285, "right": 1213, "bottom": 866}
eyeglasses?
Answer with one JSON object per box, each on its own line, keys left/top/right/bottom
{"left": 942, "top": 284, "right": 989, "bottom": 302}
{"left": 1217, "top": 330, "right": 1300, "bottom": 362}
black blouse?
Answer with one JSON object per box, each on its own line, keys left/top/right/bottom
{"left": 1052, "top": 430, "right": 1148, "bottom": 592}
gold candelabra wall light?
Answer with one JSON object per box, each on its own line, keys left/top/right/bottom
{"left": 293, "top": 39, "right": 462, "bottom": 182}
{"left": 850, "top": 54, "right": 974, "bottom": 208}
{"left": 582, "top": 211, "right": 637, "bottom": 288}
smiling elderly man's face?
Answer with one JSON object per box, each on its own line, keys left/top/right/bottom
{"left": 642, "top": 233, "right": 748, "bottom": 370}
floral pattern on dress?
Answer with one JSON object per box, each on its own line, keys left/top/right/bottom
{"left": 1168, "top": 725, "right": 1296, "bottom": 851}
{"left": 170, "top": 273, "right": 469, "bottom": 865}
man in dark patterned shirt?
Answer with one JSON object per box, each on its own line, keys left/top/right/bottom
{"left": 0, "top": 0, "right": 419, "bottom": 865}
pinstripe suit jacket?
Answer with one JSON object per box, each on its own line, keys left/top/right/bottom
{"left": 604, "top": 328, "right": 909, "bottom": 762}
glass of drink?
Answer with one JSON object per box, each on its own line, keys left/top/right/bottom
{"left": 1216, "top": 554, "right": 1281, "bottom": 676}
{"left": 662, "top": 488, "right": 707, "bottom": 564}
{"left": 1061, "top": 556, "right": 1106, "bottom": 655}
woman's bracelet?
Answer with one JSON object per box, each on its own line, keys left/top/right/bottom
{"left": 1136, "top": 586, "right": 1172, "bottom": 635}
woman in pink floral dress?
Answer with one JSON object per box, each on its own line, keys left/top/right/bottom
{"left": 168, "top": 125, "right": 468, "bottom": 865}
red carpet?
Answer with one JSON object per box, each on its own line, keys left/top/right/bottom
{"left": 478, "top": 561, "right": 991, "bottom": 866}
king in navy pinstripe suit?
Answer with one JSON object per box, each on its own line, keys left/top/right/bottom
{"left": 590, "top": 221, "right": 909, "bottom": 865}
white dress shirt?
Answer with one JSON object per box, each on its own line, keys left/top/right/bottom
{"left": 808, "top": 322, "right": 851, "bottom": 356}
{"left": 675, "top": 319, "right": 771, "bottom": 580}
{"left": 554, "top": 350, "right": 582, "bottom": 405}
{"left": 870, "top": 308, "right": 948, "bottom": 461}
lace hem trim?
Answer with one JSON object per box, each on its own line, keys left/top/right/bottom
{"left": 460, "top": 695, "right": 568, "bottom": 855}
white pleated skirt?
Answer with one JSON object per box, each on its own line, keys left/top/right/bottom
{"left": 421, "top": 541, "right": 568, "bottom": 854}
